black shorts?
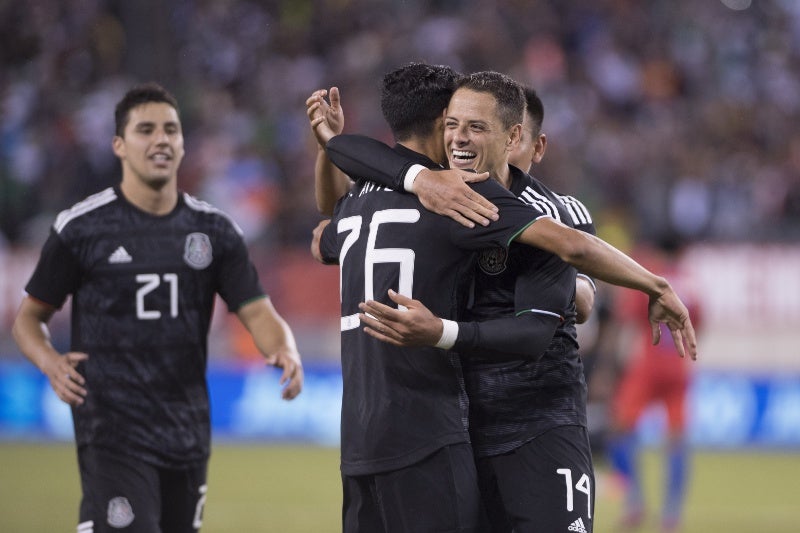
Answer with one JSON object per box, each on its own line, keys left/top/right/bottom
{"left": 476, "top": 425, "right": 594, "bottom": 533}
{"left": 342, "top": 442, "right": 488, "bottom": 533}
{"left": 76, "top": 446, "right": 208, "bottom": 533}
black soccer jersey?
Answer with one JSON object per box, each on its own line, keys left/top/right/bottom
{"left": 319, "top": 144, "right": 544, "bottom": 476}
{"left": 25, "top": 186, "right": 264, "bottom": 468}
{"left": 464, "top": 166, "right": 597, "bottom": 457}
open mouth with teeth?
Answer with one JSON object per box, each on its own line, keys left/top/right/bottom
{"left": 451, "top": 149, "right": 476, "bottom": 163}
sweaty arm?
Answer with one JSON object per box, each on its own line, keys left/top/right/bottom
{"left": 236, "top": 297, "right": 304, "bottom": 400}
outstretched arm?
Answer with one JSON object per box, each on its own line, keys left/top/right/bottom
{"left": 515, "top": 218, "right": 697, "bottom": 359}
{"left": 12, "top": 296, "right": 88, "bottom": 406}
{"left": 237, "top": 297, "right": 304, "bottom": 400}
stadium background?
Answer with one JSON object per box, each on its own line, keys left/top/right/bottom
{"left": 1, "top": 0, "right": 799, "bottom": 531}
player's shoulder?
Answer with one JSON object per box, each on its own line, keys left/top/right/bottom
{"left": 53, "top": 187, "right": 119, "bottom": 234}
{"left": 469, "top": 177, "right": 517, "bottom": 201}
{"left": 554, "top": 192, "right": 593, "bottom": 229}
{"left": 181, "top": 192, "right": 245, "bottom": 236}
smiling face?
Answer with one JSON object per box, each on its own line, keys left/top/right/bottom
{"left": 112, "top": 102, "right": 184, "bottom": 192}
{"left": 444, "top": 88, "right": 520, "bottom": 180}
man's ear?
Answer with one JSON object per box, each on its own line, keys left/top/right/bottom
{"left": 532, "top": 133, "right": 547, "bottom": 164}
{"left": 506, "top": 124, "right": 522, "bottom": 151}
{"left": 112, "top": 135, "right": 125, "bottom": 158}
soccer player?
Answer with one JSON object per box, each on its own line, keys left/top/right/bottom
{"left": 310, "top": 62, "right": 568, "bottom": 532}
{"left": 315, "top": 70, "right": 697, "bottom": 533}
{"left": 607, "top": 236, "right": 702, "bottom": 533}
{"left": 12, "top": 83, "right": 304, "bottom": 533}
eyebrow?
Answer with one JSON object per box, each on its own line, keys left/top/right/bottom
{"left": 134, "top": 120, "right": 180, "bottom": 129}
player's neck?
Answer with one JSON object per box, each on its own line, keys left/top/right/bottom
{"left": 120, "top": 177, "right": 178, "bottom": 216}
{"left": 401, "top": 136, "right": 447, "bottom": 167}
{"left": 493, "top": 162, "right": 513, "bottom": 190}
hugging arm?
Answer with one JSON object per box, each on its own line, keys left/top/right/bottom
{"left": 325, "top": 135, "right": 496, "bottom": 227}
{"left": 358, "top": 290, "right": 561, "bottom": 360}
{"left": 515, "top": 217, "right": 698, "bottom": 359}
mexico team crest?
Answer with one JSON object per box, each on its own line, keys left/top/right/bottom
{"left": 184, "top": 232, "right": 213, "bottom": 269}
{"left": 478, "top": 247, "right": 507, "bottom": 275}
{"left": 107, "top": 496, "right": 135, "bottom": 528}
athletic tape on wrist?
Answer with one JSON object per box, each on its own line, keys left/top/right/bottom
{"left": 435, "top": 319, "right": 459, "bottom": 349}
{"left": 403, "top": 164, "right": 427, "bottom": 192}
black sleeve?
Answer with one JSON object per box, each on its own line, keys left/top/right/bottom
{"left": 216, "top": 220, "right": 266, "bottom": 312}
{"left": 24, "top": 230, "right": 82, "bottom": 309}
{"left": 319, "top": 219, "right": 340, "bottom": 265}
{"left": 454, "top": 312, "right": 561, "bottom": 360}
{"left": 326, "top": 134, "right": 414, "bottom": 190}
{"left": 455, "top": 249, "right": 575, "bottom": 360}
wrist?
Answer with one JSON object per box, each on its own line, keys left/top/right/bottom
{"left": 434, "top": 319, "right": 459, "bottom": 349}
{"left": 648, "top": 276, "right": 670, "bottom": 298}
{"left": 403, "top": 164, "right": 427, "bottom": 192}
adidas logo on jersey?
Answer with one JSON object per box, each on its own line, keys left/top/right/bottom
{"left": 567, "top": 517, "right": 588, "bottom": 533}
{"left": 108, "top": 246, "right": 133, "bottom": 264}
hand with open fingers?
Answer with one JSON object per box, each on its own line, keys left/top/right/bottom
{"left": 413, "top": 168, "right": 498, "bottom": 228}
{"left": 305, "top": 87, "right": 344, "bottom": 147}
{"left": 358, "top": 289, "right": 444, "bottom": 347}
{"left": 44, "top": 351, "right": 89, "bottom": 406}
{"left": 648, "top": 288, "right": 698, "bottom": 360}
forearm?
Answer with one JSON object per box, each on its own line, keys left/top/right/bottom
{"left": 315, "top": 148, "right": 352, "bottom": 215}
{"left": 12, "top": 306, "right": 60, "bottom": 373}
{"left": 237, "top": 298, "right": 298, "bottom": 357}
{"left": 326, "top": 134, "right": 413, "bottom": 189}
{"left": 572, "top": 234, "right": 669, "bottom": 297}
{"left": 519, "top": 219, "right": 669, "bottom": 297}
{"left": 454, "top": 313, "right": 560, "bottom": 360}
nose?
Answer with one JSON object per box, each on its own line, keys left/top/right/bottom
{"left": 154, "top": 128, "right": 170, "bottom": 145}
{"left": 452, "top": 125, "right": 469, "bottom": 146}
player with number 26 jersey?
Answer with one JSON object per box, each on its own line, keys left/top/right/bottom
{"left": 317, "top": 145, "right": 548, "bottom": 477}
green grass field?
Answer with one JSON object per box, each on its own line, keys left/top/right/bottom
{"left": 0, "top": 443, "right": 797, "bottom": 532}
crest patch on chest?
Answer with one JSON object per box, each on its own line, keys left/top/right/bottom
{"left": 478, "top": 247, "right": 507, "bottom": 275}
{"left": 184, "top": 232, "right": 213, "bottom": 269}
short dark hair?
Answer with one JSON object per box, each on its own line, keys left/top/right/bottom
{"left": 114, "top": 82, "right": 179, "bottom": 137}
{"left": 522, "top": 86, "right": 544, "bottom": 136}
{"left": 380, "top": 62, "right": 461, "bottom": 141}
{"left": 455, "top": 71, "right": 525, "bottom": 130}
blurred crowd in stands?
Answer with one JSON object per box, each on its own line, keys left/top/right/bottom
{"left": 1, "top": 0, "right": 799, "bottom": 360}
{"left": 3, "top": 0, "right": 800, "bottom": 252}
